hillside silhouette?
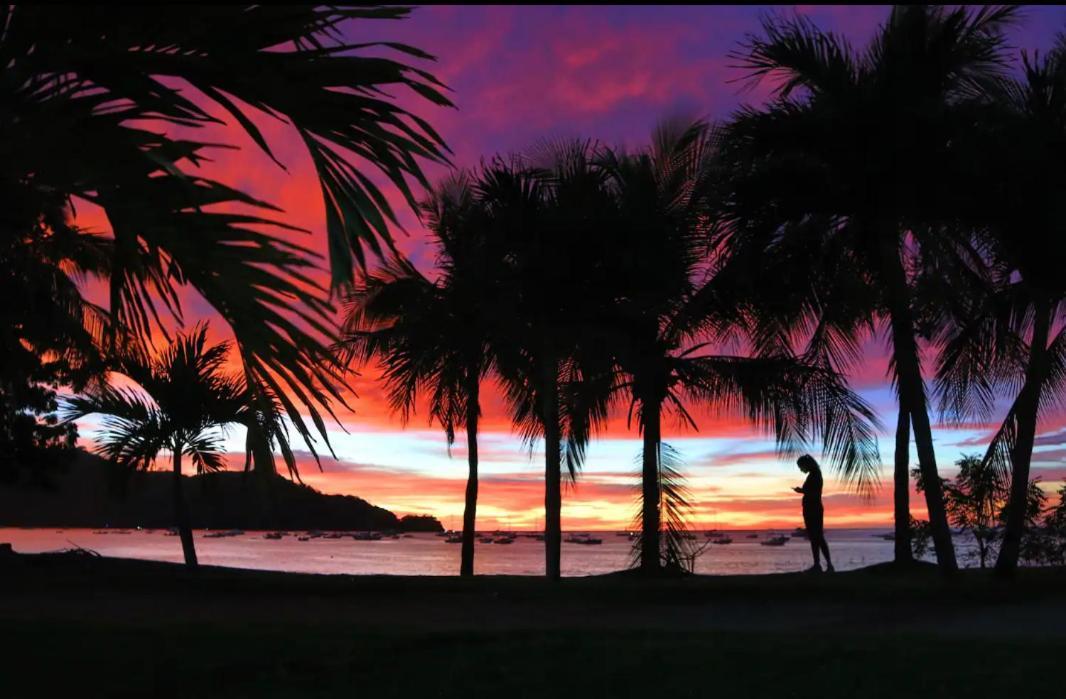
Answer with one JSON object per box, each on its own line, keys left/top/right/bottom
{"left": 0, "top": 451, "right": 442, "bottom": 532}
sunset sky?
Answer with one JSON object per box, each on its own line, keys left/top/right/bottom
{"left": 75, "top": 5, "right": 1066, "bottom": 530}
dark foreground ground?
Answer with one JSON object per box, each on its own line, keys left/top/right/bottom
{"left": 2, "top": 551, "right": 1064, "bottom": 698}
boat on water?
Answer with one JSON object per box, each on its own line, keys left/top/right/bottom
{"left": 479, "top": 536, "right": 494, "bottom": 544}
{"left": 565, "top": 533, "right": 603, "bottom": 545}
{"left": 711, "top": 537, "right": 733, "bottom": 545}
{"left": 263, "top": 532, "right": 284, "bottom": 540}
{"left": 444, "top": 534, "right": 463, "bottom": 543}
{"left": 205, "top": 529, "right": 244, "bottom": 539}
{"left": 879, "top": 533, "right": 895, "bottom": 541}
{"left": 792, "top": 527, "right": 809, "bottom": 539}
{"left": 352, "top": 531, "right": 383, "bottom": 541}
{"left": 297, "top": 536, "right": 311, "bottom": 542}
{"left": 493, "top": 536, "right": 515, "bottom": 544}
{"left": 760, "top": 535, "right": 790, "bottom": 547}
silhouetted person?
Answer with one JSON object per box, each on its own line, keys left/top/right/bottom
{"left": 793, "top": 454, "right": 833, "bottom": 573}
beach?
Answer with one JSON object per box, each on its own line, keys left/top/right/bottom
{"left": 2, "top": 550, "right": 1064, "bottom": 698}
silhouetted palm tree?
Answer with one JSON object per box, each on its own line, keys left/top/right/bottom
{"left": 601, "top": 121, "right": 881, "bottom": 573}
{"left": 718, "top": 5, "right": 1020, "bottom": 572}
{"left": 934, "top": 39, "right": 1066, "bottom": 576}
{"left": 488, "top": 149, "right": 614, "bottom": 580}
{"left": 2, "top": 5, "right": 450, "bottom": 470}
{"left": 338, "top": 175, "right": 503, "bottom": 576}
{"left": 64, "top": 326, "right": 287, "bottom": 567}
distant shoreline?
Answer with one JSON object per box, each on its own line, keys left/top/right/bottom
{"left": 0, "top": 525, "right": 896, "bottom": 532}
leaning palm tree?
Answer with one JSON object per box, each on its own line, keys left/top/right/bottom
{"left": 717, "top": 5, "right": 1020, "bottom": 572}
{"left": 934, "top": 39, "right": 1066, "bottom": 576}
{"left": 601, "top": 121, "right": 882, "bottom": 573}
{"left": 2, "top": 5, "right": 451, "bottom": 474}
{"left": 64, "top": 326, "right": 287, "bottom": 567}
{"left": 338, "top": 175, "right": 503, "bottom": 576}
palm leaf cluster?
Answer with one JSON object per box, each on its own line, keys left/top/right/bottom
{"left": 1, "top": 5, "right": 450, "bottom": 477}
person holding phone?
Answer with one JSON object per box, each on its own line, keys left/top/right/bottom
{"left": 794, "top": 454, "right": 834, "bottom": 573}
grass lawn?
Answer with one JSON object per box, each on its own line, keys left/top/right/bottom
{"left": 2, "top": 552, "right": 1063, "bottom": 698}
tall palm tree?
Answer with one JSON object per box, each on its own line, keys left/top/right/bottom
{"left": 2, "top": 5, "right": 451, "bottom": 471}
{"left": 487, "top": 149, "right": 614, "bottom": 581}
{"left": 601, "top": 121, "right": 882, "bottom": 573}
{"left": 64, "top": 326, "right": 287, "bottom": 567}
{"left": 934, "top": 39, "right": 1066, "bottom": 576}
{"left": 338, "top": 174, "right": 503, "bottom": 576}
{"left": 717, "top": 5, "right": 1020, "bottom": 572}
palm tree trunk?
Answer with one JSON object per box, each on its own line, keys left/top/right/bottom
{"left": 995, "top": 300, "right": 1052, "bottom": 577}
{"left": 541, "top": 353, "right": 562, "bottom": 581}
{"left": 878, "top": 234, "right": 957, "bottom": 572}
{"left": 460, "top": 366, "right": 480, "bottom": 577}
{"left": 894, "top": 404, "right": 913, "bottom": 563}
{"left": 172, "top": 445, "right": 198, "bottom": 568}
{"left": 640, "top": 396, "right": 662, "bottom": 574}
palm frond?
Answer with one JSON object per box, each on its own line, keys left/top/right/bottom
{"left": 630, "top": 443, "right": 701, "bottom": 572}
{"left": 677, "top": 354, "right": 882, "bottom": 495}
{"left": 731, "top": 13, "right": 858, "bottom": 97}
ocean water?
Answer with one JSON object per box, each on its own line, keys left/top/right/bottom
{"left": 0, "top": 527, "right": 945, "bottom": 576}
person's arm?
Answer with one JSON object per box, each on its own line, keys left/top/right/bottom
{"left": 793, "top": 485, "right": 804, "bottom": 493}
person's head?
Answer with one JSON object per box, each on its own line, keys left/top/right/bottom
{"left": 797, "top": 454, "right": 819, "bottom": 473}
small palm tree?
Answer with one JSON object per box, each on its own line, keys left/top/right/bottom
{"left": 338, "top": 175, "right": 503, "bottom": 576}
{"left": 64, "top": 326, "right": 284, "bottom": 568}
{"left": 717, "top": 5, "right": 1021, "bottom": 572}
